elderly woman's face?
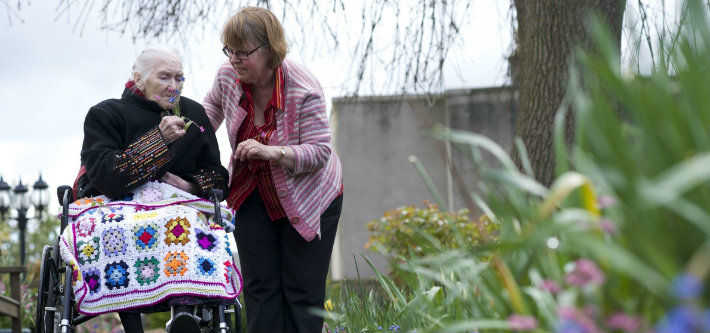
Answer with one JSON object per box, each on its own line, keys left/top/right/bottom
{"left": 142, "top": 56, "right": 184, "bottom": 110}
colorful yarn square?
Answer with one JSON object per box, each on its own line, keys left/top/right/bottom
{"left": 164, "top": 250, "right": 189, "bottom": 277}
{"left": 101, "top": 212, "right": 124, "bottom": 224}
{"left": 77, "top": 237, "right": 101, "bottom": 265}
{"left": 84, "top": 268, "right": 101, "bottom": 294}
{"left": 164, "top": 217, "right": 191, "bottom": 246}
{"left": 75, "top": 217, "right": 97, "bottom": 238}
{"left": 104, "top": 261, "right": 130, "bottom": 290}
{"left": 196, "top": 229, "right": 218, "bottom": 252}
{"left": 139, "top": 187, "right": 164, "bottom": 202}
{"left": 196, "top": 256, "right": 216, "bottom": 276}
{"left": 132, "top": 223, "right": 159, "bottom": 251}
{"left": 134, "top": 256, "right": 160, "bottom": 286}
{"left": 102, "top": 227, "right": 128, "bottom": 257}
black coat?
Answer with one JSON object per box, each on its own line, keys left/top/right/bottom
{"left": 78, "top": 88, "right": 228, "bottom": 199}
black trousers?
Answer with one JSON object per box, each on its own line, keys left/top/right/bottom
{"left": 235, "top": 189, "right": 342, "bottom": 333}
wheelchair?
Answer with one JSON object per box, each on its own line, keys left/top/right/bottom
{"left": 35, "top": 185, "right": 242, "bottom": 333}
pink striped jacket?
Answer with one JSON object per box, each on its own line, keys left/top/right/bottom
{"left": 203, "top": 58, "right": 343, "bottom": 241}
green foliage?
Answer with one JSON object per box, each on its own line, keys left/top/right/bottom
{"left": 323, "top": 2, "right": 710, "bottom": 332}
{"left": 0, "top": 213, "right": 59, "bottom": 268}
{"left": 365, "top": 203, "right": 497, "bottom": 285}
{"left": 0, "top": 213, "right": 58, "bottom": 331}
{"left": 0, "top": 280, "right": 37, "bottom": 331}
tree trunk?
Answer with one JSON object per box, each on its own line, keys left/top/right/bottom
{"left": 510, "top": 0, "right": 625, "bottom": 186}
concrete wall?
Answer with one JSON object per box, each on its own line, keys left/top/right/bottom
{"left": 330, "top": 87, "right": 518, "bottom": 280}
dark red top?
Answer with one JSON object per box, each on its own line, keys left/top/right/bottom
{"left": 227, "top": 66, "right": 287, "bottom": 221}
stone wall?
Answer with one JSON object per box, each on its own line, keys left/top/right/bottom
{"left": 329, "top": 87, "right": 518, "bottom": 279}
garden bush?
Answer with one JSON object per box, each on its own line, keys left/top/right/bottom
{"left": 365, "top": 203, "right": 496, "bottom": 284}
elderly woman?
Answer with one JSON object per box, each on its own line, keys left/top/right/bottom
{"left": 204, "top": 6, "right": 343, "bottom": 333}
{"left": 68, "top": 45, "right": 239, "bottom": 333}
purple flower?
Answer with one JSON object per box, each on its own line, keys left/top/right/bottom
{"left": 540, "top": 279, "right": 562, "bottom": 294}
{"left": 508, "top": 314, "right": 539, "bottom": 331}
{"left": 199, "top": 126, "right": 205, "bottom": 133}
{"left": 169, "top": 97, "right": 176, "bottom": 103}
{"left": 606, "top": 312, "right": 642, "bottom": 332}
{"left": 556, "top": 320, "right": 586, "bottom": 333}
{"left": 656, "top": 305, "right": 707, "bottom": 333}
{"left": 671, "top": 272, "right": 703, "bottom": 300}
{"left": 558, "top": 306, "right": 600, "bottom": 333}
{"left": 565, "top": 259, "right": 605, "bottom": 287}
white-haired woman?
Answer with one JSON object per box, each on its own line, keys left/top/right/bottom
{"left": 69, "top": 45, "right": 238, "bottom": 333}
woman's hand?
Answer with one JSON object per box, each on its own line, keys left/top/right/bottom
{"left": 160, "top": 172, "right": 199, "bottom": 194}
{"left": 159, "top": 116, "right": 186, "bottom": 144}
{"left": 234, "top": 139, "right": 294, "bottom": 169}
{"left": 234, "top": 138, "right": 275, "bottom": 162}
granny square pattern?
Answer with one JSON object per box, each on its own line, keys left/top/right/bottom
{"left": 102, "top": 227, "right": 128, "bottom": 257}
{"left": 132, "top": 223, "right": 159, "bottom": 252}
{"left": 84, "top": 268, "right": 101, "bottom": 295}
{"left": 77, "top": 237, "right": 101, "bottom": 265}
{"left": 59, "top": 181, "right": 241, "bottom": 316}
{"left": 134, "top": 256, "right": 160, "bottom": 286}
{"left": 104, "top": 260, "right": 130, "bottom": 290}
{"left": 195, "top": 229, "right": 218, "bottom": 252}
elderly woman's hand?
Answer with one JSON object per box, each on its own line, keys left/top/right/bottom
{"left": 159, "top": 116, "right": 186, "bottom": 144}
{"left": 160, "top": 171, "right": 199, "bottom": 194}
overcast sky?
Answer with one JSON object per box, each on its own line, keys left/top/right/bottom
{"left": 0, "top": 1, "right": 513, "bottom": 215}
{"left": 0, "top": 1, "right": 671, "bottom": 216}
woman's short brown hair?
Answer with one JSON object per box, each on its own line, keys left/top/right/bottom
{"left": 221, "top": 6, "right": 288, "bottom": 70}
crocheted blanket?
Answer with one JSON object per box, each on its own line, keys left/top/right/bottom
{"left": 59, "top": 181, "right": 242, "bottom": 316}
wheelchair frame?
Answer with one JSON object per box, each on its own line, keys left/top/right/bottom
{"left": 34, "top": 185, "right": 242, "bottom": 333}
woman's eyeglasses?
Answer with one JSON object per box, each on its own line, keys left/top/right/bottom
{"left": 222, "top": 45, "right": 263, "bottom": 60}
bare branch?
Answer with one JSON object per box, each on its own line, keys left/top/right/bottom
{"left": 2, "top": 0, "right": 27, "bottom": 25}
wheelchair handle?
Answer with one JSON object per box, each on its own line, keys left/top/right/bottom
{"left": 57, "top": 185, "right": 73, "bottom": 206}
{"left": 57, "top": 185, "right": 73, "bottom": 232}
{"left": 211, "top": 189, "right": 224, "bottom": 227}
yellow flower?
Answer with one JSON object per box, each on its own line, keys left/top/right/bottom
{"left": 324, "top": 299, "right": 333, "bottom": 311}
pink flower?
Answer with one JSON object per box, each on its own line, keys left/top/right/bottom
{"left": 565, "top": 259, "right": 606, "bottom": 287}
{"left": 508, "top": 314, "right": 539, "bottom": 331}
{"left": 199, "top": 126, "right": 205, "bottom": 133}
{"left": 540, "top": 279, "right": 562, "bottom": 294}
{"left": 606, "top": 312, "right": 642, "bottom": 332}
{"left": 582, "top": 304, "right": 598, "bottom": 318}
{"left": 154, "top": 95, "right": 161, "bottom": 100}
{"left": 599, "top": 218, "right": 618, "bottom": 234}
{"left": 597, "top": 195, "right": 617, "bottom": 208}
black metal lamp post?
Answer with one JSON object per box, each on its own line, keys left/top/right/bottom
{"left": 0, "top": 174, "right": 50, "bottom": 266}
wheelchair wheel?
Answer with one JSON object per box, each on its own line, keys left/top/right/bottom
{"left": 35, "top": 244, "right": 70, "bottom": 333}
{"left": 202, "top": 304, "right": 234, "bottom": 333}
{"left": 35, "top": 245, "right": 54, "bottom": 333}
